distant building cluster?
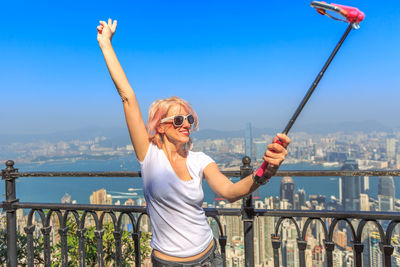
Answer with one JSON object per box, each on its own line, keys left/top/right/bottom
{"left": 211, "top": 171, "right": 400, "bottom": 266}
{"left": 0, "top": 136, "right": 134, "bottom": 164}
{"left": 240, "top": 123, "right": 400, "bottom": 170}
{"left": 2, "top": 125, "right": 400, "bottom": 266}
{"left": 2, "top": 126, "right": 400, "bottom": 172}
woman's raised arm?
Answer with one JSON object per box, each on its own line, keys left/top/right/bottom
{"left": 97, "top": 19, "right": 149, "bottom": 161}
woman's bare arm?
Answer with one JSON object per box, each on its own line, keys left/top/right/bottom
{"left": 97, "top": 19, "right": 149, "bottom": 161}
{"left": 204, "top": 133, "right": 290, "bottom": 202}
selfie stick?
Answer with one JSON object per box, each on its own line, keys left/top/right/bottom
{"left": 254, "top": 2, "right": 365, "bottom": 181}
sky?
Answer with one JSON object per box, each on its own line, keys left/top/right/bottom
{"left": 1, "top": 0, "right": 400, "bottom": 134}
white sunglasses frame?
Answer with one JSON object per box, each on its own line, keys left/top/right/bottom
{"left": 160, "top": 114, "right": 194, "bottom": 127}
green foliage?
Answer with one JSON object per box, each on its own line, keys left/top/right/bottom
{"left": 0, "top": 217, "right": 44, "bottom": 266}
{"left": 0, "top": 215, "right": 152, "bottom": 266}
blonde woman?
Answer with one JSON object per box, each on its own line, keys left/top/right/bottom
{"left": 97, "top": 19, "right": 290, "bottom": 267}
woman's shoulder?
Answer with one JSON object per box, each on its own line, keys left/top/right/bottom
{"left": 139, "top": 142, "right": 162, "bottom": 165}
{"left": 188, "top": 149, "right": 208, "bottom": 158}
{"left": 188, "top": 150, "right": 214, "bottom": 164}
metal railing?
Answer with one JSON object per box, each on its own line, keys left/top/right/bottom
{"left": 1, "top": 158, "right": 400, "bottom": 267}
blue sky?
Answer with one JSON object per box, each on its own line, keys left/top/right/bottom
{"left": 1, "top": 0, "right": 399, "bottom": 134}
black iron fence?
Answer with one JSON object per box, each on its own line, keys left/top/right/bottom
{"left": 1, "top": 158, "right": 400, "bottom": 267}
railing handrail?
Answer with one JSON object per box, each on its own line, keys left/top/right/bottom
{"left": 3, "top": 202, "right": 400, "bottom": 221}
{"left": 14, "top": 169, "right": 400, "bottom": 178}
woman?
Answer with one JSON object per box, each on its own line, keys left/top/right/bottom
{"left": 97, "top": 19, "right": 290, "bottom": 267}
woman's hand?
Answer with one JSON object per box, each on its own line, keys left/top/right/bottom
{"left": 263, "top": 133, "right": 290, "bottom": 168}
{"left": 97, "top": 18, "right": 117, "bottom": 47}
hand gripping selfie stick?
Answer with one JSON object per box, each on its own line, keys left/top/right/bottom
{"left": 253, "top": 1, "right": 365, "bottom": 184}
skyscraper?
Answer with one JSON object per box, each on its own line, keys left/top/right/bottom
{"left": 254, "top": 140, "right": 268, "bottom": 161}
{"left": 90, "top": 189, "right": 113, "bottom": 224}
{"left": 386, "top": 137, "right": 397, "bottom": 159}
{"left": 244, "top": 122, "right": 253, "bottom": 160}
{"left": 280, "top": 176, "right": 295, "bottom": 208}
{"left": 298, "top": 189, "right": 306, "bottom": 208}
{"left": 90, "top": 188, "right": 112, "bottom": 205}
{"left": 396, "top": 142, "right": 400, "bottom": 168}
{"left": 379, "top": 176, "right": 395, "bottom": 199}
{"left": 340, "top": 160, "right": 361, "bottom": 211}
{"left": 378, "top": 176, "right": 395, "bottom": 211}
{"left": 361, "top": 176, "right": 370, "bottom": 195}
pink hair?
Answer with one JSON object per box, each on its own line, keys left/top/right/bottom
{"left": 147, "top": 96, "right": 199, "bottom": 148}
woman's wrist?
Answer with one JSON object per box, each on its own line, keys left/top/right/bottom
{"left": 252, "top": 171, "right": 269, "bottom": 186}
{"left": 99, "top": 39, "right": 112, "bottom": 49}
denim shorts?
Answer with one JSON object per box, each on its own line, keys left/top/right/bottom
{"left": 151, "top": 240, "right": 223, "bottom": 267}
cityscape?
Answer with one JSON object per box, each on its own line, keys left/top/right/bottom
{"left": 2, "top": 0, "right": 399, "bottom": 265}
{"left": 1, "top": 125, "right": 400, "bottom": 266}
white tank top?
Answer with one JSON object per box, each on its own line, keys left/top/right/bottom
{"left": 139, "top": 143, "right": 214, "bottom": 257}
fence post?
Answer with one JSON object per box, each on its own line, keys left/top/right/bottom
{"left": 352, "top": 241, "right": 364, "bottom": 267}
{"left": 324, "top": 240, "right": 336, "bottom": 267}
{"left": 271, "top": 234, "right": 281, "bottom": 267}
{"left": 240, "top": 156, "right": 254, "bottom": 267}
{"left": 133, "top": 231, "right": 142, "bottom": 266}
{"left": 297, "top": 239, "right": 307, "bottom": 267}
{"left": 1, "top": 160, "right": 19, "bottom": 267}
{"left": 380, "top": 243, "right": 394, "bottom": 267}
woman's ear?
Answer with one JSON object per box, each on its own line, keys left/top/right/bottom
{"left": 157, "top": 125, "right": 165, "bottom": 134}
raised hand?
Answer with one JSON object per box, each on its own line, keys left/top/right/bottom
{"left": 264, "top": 133, "right": 290, "bottom": 168}
{"left": 97, "top": 18, "right": 117, "bottom": 46}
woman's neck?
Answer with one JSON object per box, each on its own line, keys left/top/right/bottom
{"left": 161, "top": 136, "right": 187, "bottom": 161}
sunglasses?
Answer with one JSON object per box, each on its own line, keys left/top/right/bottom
{"left": 160, "top": 114, "right": 195, "bottom": 127}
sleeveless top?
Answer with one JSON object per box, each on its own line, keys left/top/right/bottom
{"left": 139, "top": 143, "right": 215, "bottom": 257}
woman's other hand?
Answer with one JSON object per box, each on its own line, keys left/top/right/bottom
{"left": 263, "top": 133, "right": 290, "bottom": 168}
{"left": 97, "top": 18, "right": 117, "bottom": 47}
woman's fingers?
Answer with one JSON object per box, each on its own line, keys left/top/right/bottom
{"left": 267, "top": 143, "right": 287, "bottom": 155}
{"left": 265, "top": 149, "right": 286, "bottom": 159}
{"left": 263, "top": 156, "right": 281, "bottom": 167}
{"left": 276, "top": 133, "right": 291, "bottom": 147}
{"left": 111, "top": 20, "right": 117, "bottom": 32}
{"left": 263, "top": 133, "right": 290, "bottom": 167}
{"left": 98, "top": 19, "right": 117, "bottom": 35}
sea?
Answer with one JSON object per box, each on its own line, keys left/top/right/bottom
{"left": 1, "top": 156, "right": 399, "bottom": 205}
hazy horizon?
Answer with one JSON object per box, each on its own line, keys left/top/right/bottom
{"left": 2, "top": 1, "right": 399, "bottom": 135}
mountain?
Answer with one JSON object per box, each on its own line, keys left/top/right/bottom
{"left": 293, "top": 120, "right": 392, "bottom": 134}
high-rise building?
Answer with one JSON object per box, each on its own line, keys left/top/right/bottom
{"left": 254, "top": 140, "right": 268, "bottom": 161}
{"left": 378, "top": 176, "right": 395, "bottom": 211}
{"left": 360, "top": 193, "right": 370, "bottom": 211}
{"left": 244, "top": 122, "right": 253, "bottom": 160}
{"left": 340, "top": 160, "right": 361, "bottom": 210}
{"left": 254, "top": 202, "right": 266, "bottom": 266}
{"left": 379, "top": 176, "right": 395, "bottom": 199}
{"left": 298, "top": 189, "right": 306, "bottom": 208}
{"left": 280, "top": 176, "right": 295, "bottom": 208}
{"left": 332, "top": 250, "right": 344, "bottom": 266}
{"left": 361, "top": 176, "right": 370, "bottom": 195}
{"left": 90, "top": 189, "right": 112, "bottom": 205}
{"left": 312, "top": 245, "right": 324, "bottom": 267}
{"left": 396, "top": 142, "right": 400, "bottom": 168}
{"left": 386, "top": 137, "right": 397, "bottom": 159}
{"left": 370, "top": 233, "right": 383, "bottom": 267}
{"left": 90, "top": 189, "right": 113, "bottom": 224}
{"left": 333, "top": 229, "right": 347, "bottom": 249}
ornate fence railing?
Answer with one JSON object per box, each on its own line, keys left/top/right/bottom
{"left": 1, "top": 158, "right": 400, "bottom": 267}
